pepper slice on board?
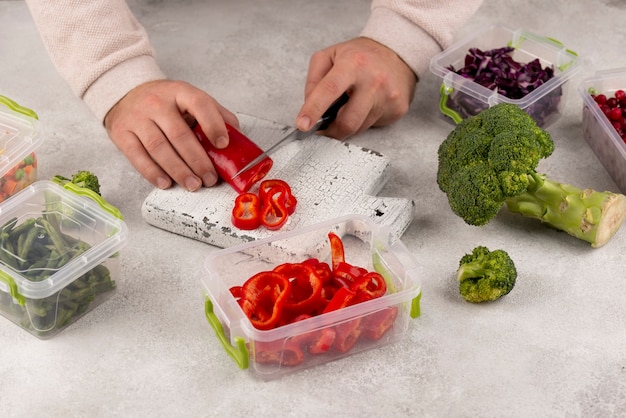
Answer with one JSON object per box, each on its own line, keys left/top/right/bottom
{"left": 260, "top": 186, "right": 289, "bottom": 230}
{"left": 259, "top": 179, "right": 298, "bottom": 215}
{"left": 231, "top": 192, "right": 261, "bottom": 230}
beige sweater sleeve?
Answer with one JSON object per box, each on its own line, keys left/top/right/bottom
{"left": 25, "top": 1, "right": 481, "bottom": 123}
{"left": 25, "top": 0, "right": 166, "bottom": 123}
{"left": 361, "top": 0, "right": 483, "bottom": 80}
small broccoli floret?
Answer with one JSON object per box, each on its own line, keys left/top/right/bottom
{"left": 52, "top": 170, "right": 101, "bottom": 195}
{"left": 71, "top": 171, "right": 100, "bottom": 195}
{"left": 457, "top": 246, "right": 517, "bottom": 303}
{"left": 437, "top": 103, "right": 626, "bottom": 248}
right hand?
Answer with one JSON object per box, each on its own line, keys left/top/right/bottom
{"left": 104, "top": 79, "right": 239, "bottom": 191}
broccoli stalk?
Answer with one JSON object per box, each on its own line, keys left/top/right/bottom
{"left": 437, "top": 103, "right": 626, "bottom": 248}
{"left": 504, "top": 172, "right": 626, "bottom": 247}
{"left": 457, "top": 246, "right": 517, "bottom": 303}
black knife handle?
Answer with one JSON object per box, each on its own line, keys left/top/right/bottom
{"left": 317, "top": 92, "right": 350, "bottom": 131}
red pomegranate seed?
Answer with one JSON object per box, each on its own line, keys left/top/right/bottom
{"left": 595, "top": 94, "right": 607, "bottom": 105}
{"left": 608, "top": 107, "right": 623, "bottom": 121}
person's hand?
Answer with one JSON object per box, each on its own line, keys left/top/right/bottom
{"left": 104, "top": 79, "right": 239, "bottom": 191}
{"left": 297, "top": 37, "right": 417, "bottom": 139}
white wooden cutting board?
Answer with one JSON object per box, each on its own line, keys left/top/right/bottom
{"left": 141, "top": 114, "right": 415, "bottom": 248}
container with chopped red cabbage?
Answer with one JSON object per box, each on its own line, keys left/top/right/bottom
{"left": 429, "top": 24, "right": 580, "bottom": 127}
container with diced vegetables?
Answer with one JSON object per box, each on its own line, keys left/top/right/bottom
{"left": 0, "top": 181, "right": 128, "bottom": 338}
{"left": 578, "top": 68, "right": 626, "bottom": 194}
{"left": 0, "top": 95, "right": 43, "bottom": 203}
{"left": 429, "top": 23, "right": 581, "bottom": 127}
{"left": 200, "top": 215, "right": 422, "bottom": 380}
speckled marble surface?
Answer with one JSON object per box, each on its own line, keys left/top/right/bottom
{"left": 1, "top": 1, "right": 626, "bottom": 417}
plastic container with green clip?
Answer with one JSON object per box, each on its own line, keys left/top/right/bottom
{"left": 429, "top": 23, "right": 580, "bottom": 127}
{"left": 0, "top": 180, "right": 128, "bottom": 338}
{"left": 200, "top": 214, "right": 422, "bottom": 380}
{"left": 0, "top": 95, "right": 43, "bottom": 203}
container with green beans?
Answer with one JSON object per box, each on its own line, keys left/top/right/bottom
{"left": 0, "top": 181, "right": 128, "bottom": 338}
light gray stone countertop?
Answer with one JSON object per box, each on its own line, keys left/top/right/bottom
{"left": 1, "top": 1, "right": 625, "bottom": 417}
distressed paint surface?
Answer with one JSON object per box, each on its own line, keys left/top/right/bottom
{"left": 141, "top": 114, "right": 415, "bottom": 248}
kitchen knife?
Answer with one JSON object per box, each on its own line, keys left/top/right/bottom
{"left": 232, "top": 92, "right": 350, "bottom": 178}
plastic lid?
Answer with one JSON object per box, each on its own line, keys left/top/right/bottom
{"left": 0, "top": 95, "right": 43, "bottom": 178}
{"left": 0, "top": 181, "right": 129, "bottom": 300}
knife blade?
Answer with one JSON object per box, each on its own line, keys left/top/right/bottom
{"left": 232, "top": 92, "right": 350, "bottom": 178}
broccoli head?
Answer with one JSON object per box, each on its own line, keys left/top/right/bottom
{"left": 457, "top": 246, "right": 517, "bottom": 303}
{"left": 437, "top": 103, "right": 626, "bottom": 247}
{"left": 52, "top": 170, "right": 101, "bottom": 195}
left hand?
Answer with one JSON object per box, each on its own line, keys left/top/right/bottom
{"left": 296, "top": 37, "right": 417, "bottom": 139}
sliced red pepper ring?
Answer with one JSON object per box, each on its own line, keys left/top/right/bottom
{"left": 231, "top": 192, "right": 261, "bottom": 230}
{"left": 259, "top": 179, "right": 298, "bottom": 215}
{"left": 240, "top": 271, "right": 290, "bottom": 330}
{"left": 254, "top": 340, "right": 304, "bottom": 367}
{"left": 229, "top": 285, "right": 242, "bottom": 300}
{"left": 350, "top": 271, "right": 387, "bottom": 303}
{"left": 333, "top": 261, "right": 367, "bottom": 288}
{"left": 307, "top": 328, "right": 336, "bottom": 354}
{"left": 289, "top": 314, "right": 336, "bottom": 354}
{"left": 302, "top": 258, "right": 333, "bottom": 284}
{"left": 273, "top": 263, "right": 323, "bottom": 316}
{"left": 333, "top": 318, "right": 362, "bottom": 353}
{"left": 260, "top": 186, "right": 289, "bottom": 230}
{"left": 322, "top": 286, "right": 356, "bottom": 314}
{"left": 359, "top": 307, "right": 399, "bottom": 341}
{"left": 328, "top": 231, "right": 345, "bottom": 271}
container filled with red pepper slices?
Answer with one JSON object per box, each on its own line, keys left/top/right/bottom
{"left": 0, "top": 96, "right": 43, "bottom": 204}
{"left": 200, "top": 215, "right": 421, "bottom": 380}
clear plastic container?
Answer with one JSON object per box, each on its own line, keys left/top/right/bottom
{"left": 200, "top": 215, "right": 422, "bottom": 380}
{"left": 0, "top": 95, "right": 43, "bottom": 203}
{"left": 429, "top": 23, "right": 581, "bottom": 127}
{"left": 0, "top": 181, "right": 128, "bottom": 338}
{"left": 578, "top": 68, "right": 626, "bottom": 194}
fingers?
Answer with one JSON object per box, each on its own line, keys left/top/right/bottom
{"left": 105, "top": 80, "right": 238, "bottom": 191}
{"left": 297, "top": 37, "right": 417, "bottom": 140}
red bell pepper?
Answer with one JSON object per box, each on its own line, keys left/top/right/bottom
{"left": 192, "top": 122, "right": 272, "bottom": 193}
{"left": 322, "top": 286, "right": 356, "bottom": 314}
{"left": 360, "top": 307, "right": 398, "bottom": 341}
{"left": 229, "top": 285, "right": 242, "bottom": 299}
{"left": 333, "top": 261, "right": 367, "bottom": 288}
{"left": 240, "top": 271, "right": 290, "bottom": 330}
{"left": 302, "top": 258, "right": 333, "bottom": 284}
{"left": 307, "top": 328, "right": 336, "bottom": 354}
{"left": 274, "top": 263, "right": 323, "bottom": 316}
{"left": 290, "top": 314, "right": 336, "bottom": 354}
{"left": 350, "top": 271, "right": 387, "bottom": 303}
{"left": 254, "top": 340, "right": 304, "bottom": 367}
{"left": 231, "top": 230, "right": 400, "bottom": 365}
{"left": 328, "top": 231, "right": 345, "bottom": 271}
{"left": 260, "top": 186, "right": 289, "bottom": 230}
{"left": 332, "top": 318, "right": 362, "bottom": 353}
{"left": 259, "top": 179, "right": 298, "bottom": 215}
{"left": 231, "top": 192, "right": 261, "bottom": 230}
